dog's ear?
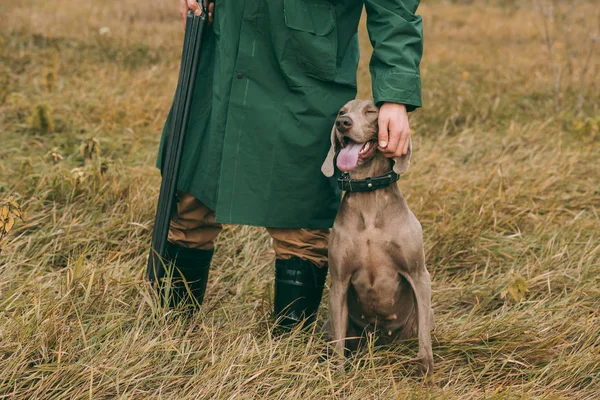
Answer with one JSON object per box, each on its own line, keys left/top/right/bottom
{"left": 392, "top": 138, "right": 412, "bottom": 175}
{"left": 321, "top": 123, "right": 338, "bottom": 177}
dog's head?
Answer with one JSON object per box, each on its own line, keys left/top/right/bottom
{"left": 321, "top": 99, "right": 411, "bottom": 177}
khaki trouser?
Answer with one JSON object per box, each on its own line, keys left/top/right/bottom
{"left": 168, "top": 192, "right": 329, "bottom": 267}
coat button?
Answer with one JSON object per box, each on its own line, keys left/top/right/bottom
{"left": 236, "top": 72, "right": 244, "bottom": 79}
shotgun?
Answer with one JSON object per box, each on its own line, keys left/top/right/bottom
{"left": 147, "top": 9, "right": 208, "bottom": 281}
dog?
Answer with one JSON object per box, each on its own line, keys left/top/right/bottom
{"left": 321, "top": 99, "right": 434, "bottom": 376}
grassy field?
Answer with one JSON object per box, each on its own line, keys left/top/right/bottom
{"left": 1, "top": 0, "right": 599, "bottom": 398}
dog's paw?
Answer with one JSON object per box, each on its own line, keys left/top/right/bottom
{"left": 336, "top": 359, "right": 347, "bottom": 375}
{"left": 417, "top": 351, "right": 434, "bottom": 377}
{"left": 326, "top": 354, "right": 348, "bottom": 375}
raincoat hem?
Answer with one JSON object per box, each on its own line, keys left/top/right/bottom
{"left": 213, "top": 215, "right": 335, "bottom": 230}
{"left": 179, "top": 182, "right": 336, "bottom": 229}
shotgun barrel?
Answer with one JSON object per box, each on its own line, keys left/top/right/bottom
{"left": 147, "top": 10, "right": 208, "bottom": 281}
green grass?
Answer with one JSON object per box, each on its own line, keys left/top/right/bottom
{"left": 1, "top": 0, "right": 599, "bottom": 398}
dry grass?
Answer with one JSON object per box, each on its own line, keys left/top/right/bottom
{"left": 1, "top": 0, "right": 599, "bottom": 398}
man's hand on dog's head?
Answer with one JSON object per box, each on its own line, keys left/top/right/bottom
{"left": 378, "top": 103, "right": 411, "bottom": 157}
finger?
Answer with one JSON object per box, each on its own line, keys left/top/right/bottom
{"left": 402, "top": 133, "right": 411, "bottom": 155}
{"left": 378, "top": 115, "right": 389, "bottom": 149}
{"left": 208, "top": 2, "right": 214, "bottom": 23}
{"left": 385, "top": 129, "right": 401, "bottom": 155}
{"left": 181, "top": 10, "right": 187, "bottom": 27}
{"left": 393, "top": 132, "right": 408, "bottom": 157}
{"left": 187, "top": 0, "right": 202, "bottom": 16}
{"left": 396, "top": 130, "right": 408, "bottom": 156}
{"left": 180, "top": 0, "right": 187, "bottom": 23}
{"left": 187, "top": 0, "right": 200, "bottom": 10}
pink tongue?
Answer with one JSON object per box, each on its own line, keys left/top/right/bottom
{"left": 336, "top": 142, "right": 363, "bottom": 172}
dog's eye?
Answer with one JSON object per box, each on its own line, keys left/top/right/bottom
{"left": 339, "top": 110, "right": 346, "bottom": 116}
{"left": 366, "top": 109, "right": 378, "bottom": 114}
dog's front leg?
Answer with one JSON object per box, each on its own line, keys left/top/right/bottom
{"left": 329, "top": 276, "right": 350, "bottom": 361}
{"left": 413, "top": 270, "right": 434, "bottom": 377}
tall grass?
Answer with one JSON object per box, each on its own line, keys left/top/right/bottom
{"left": 0, "top": 0, "right": 598, "bottom": 398}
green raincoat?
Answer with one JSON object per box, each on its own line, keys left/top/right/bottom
{"left": 158, "top": 0, "right": 423, "bottom": 229}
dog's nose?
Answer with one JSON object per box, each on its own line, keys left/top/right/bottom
{"left": 335, "top": 116, "right": 353, "bottom": 132}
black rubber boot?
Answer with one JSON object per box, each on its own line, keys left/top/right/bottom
{"left": 148, "top": 242, "right": 213, "bottom": 308}
{"left": 274, "top": 257, "right": 328, "bottom": 330}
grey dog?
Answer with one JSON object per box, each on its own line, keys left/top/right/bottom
{"left": 321, "top": 99, "right": 434, "bottom": 376}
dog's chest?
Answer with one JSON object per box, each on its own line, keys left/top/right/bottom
{"left": 346, "top": 273, "right": 417, "bottom": 340}
{"left": 348, "top": 266, "right": 414, "bottom": 312}
{"left": 331, "top": 211, "right": 417, "bottom": 337}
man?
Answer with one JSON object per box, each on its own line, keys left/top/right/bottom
{"left": 153, "top": 0, "right": 423, "bottom": 330}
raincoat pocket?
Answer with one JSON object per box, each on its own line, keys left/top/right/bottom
{"left": 281, "top": 0, "right": 338, "bottom": 85}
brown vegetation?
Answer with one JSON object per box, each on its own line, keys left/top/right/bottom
{"left": 0, "top": 0, "right": 598, "bottom": 398}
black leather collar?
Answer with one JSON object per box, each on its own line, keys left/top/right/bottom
{"left": 337, "top": 171, "right": 399, "bottom": 192}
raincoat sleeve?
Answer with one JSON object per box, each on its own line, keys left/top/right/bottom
{"left": 364, "top": 0, "right": 423, "bottom": 112}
